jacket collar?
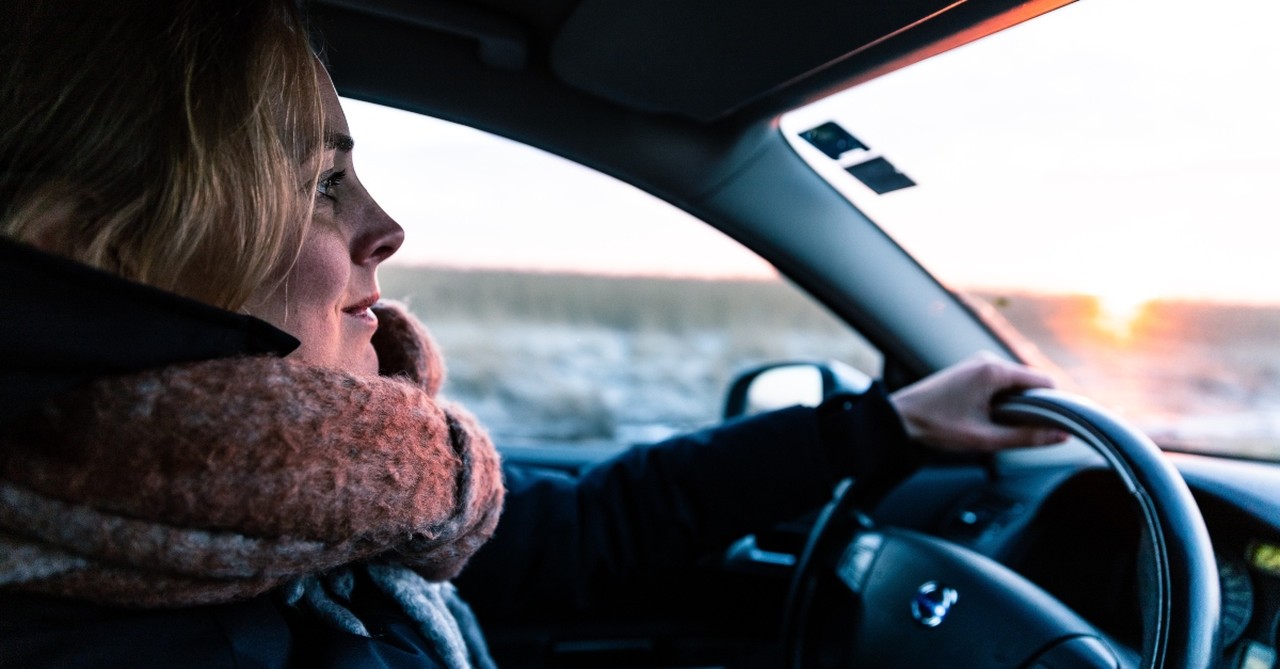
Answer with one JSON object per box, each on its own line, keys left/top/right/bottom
{"left": 0, "top": 236, "right": 298, "bottom": 423}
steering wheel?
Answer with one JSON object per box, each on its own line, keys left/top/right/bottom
{"left": 782, "top": 389, "right": 1220, "bottom": 669}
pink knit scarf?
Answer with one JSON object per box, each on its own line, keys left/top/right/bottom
{"left": 0, "top": 302, "right": 504, "bottom": 609}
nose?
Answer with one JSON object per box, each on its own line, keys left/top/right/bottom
{"left": 352, "top": 204, "right": 405, "bottom": 266}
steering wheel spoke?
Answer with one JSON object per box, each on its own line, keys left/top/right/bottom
{"left": 858, "top": 529, "right": 1118, "bottom": 667}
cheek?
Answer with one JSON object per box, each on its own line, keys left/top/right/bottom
{"left": 285, "top": 231, "right": 350, "bottom": 345}
{"left": 288, "top": 233, "right": 349, "bottom": 313}
{"left": 247, "top": 226, "right": 350, "bottom": 364}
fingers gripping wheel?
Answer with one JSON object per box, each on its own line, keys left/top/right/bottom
{"left": 782, "top": 389, "right": 1219, "bottom": 669}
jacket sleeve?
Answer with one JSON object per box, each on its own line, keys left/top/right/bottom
{"left": 454, "top": 383, "right": 918, "bottom": 620}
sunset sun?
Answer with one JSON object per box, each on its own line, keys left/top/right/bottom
{"left": 1093, "top": 290, "right": 1152, "bottom": 341}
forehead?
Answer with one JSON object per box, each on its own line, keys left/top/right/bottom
{"left": 316, "top": 65, "right": 350, "bottom": 136}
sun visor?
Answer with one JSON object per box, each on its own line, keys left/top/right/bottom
{"left": 550, "top": 0, "right": 956, "bottom": 122}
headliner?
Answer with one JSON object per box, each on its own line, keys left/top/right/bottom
{"left": 312, "top": 0, "right": 1074, "bottom": 126}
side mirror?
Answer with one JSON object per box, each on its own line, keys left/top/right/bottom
{"left": 723, "top": 360, "right": 874, "bottom": 420}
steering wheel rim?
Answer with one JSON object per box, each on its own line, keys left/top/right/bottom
{"left": 782, "top": 388, "right": 1219, "bottom": 669}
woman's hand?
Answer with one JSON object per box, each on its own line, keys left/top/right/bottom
{"left": 889, "top": 352, "right": 1068, "bottom": 453}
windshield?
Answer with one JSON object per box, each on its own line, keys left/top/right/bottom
{"left": 782, "top": 0, "right": 1280, "bottom": 460}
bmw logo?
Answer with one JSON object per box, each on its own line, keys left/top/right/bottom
{"left": 911, "top": 581, "right": 959, "bottom": 628}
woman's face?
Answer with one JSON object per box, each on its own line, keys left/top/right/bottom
{"left": 245, "top": 68, "right": 404, "bottom": 376}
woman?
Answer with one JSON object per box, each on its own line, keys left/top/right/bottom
{"left": 0, "top": 1, "right": 1062, "bottom": 667}
{"left": 2, "top": 2, "right": 502, "bottom": 667}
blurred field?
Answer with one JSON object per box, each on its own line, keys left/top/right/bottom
{"left": 379, "top": 266, "right": 1280, "bottom": 459}
{"left": 380, "top": 266, "right": 881, "bottom": 445}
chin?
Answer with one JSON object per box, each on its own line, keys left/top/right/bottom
{"left": 354, "top": 344, "right": 380, "bottom": 378}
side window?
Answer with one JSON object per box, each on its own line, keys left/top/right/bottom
{"left": 345, "top": 99, "right": 882, "bottom": 449}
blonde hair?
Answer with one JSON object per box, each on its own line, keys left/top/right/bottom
{"left": 0, "top": 0, "right": 325, "bottom": 310}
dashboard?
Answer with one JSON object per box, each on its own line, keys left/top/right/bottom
{"left": 876, "top": 450, "right": 1280, "bottom": 669}
{"left": 492, "top": 440, "right": 1280, "bottom": 668}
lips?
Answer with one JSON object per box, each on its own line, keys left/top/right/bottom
{"left": 343, "top": 293, "right": 379, "bottom": 312}
{"left": 342, "top": 294, "right": 380, "bottom": 324}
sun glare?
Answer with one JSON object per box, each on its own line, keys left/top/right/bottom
{"left": 1093, "top": 291, "right": 1151, "bottom": 341}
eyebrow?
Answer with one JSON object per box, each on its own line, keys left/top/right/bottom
{"left": 325, "top": 131, "right": 354, "bottom": 152}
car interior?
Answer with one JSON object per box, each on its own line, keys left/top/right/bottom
{"left": 305, "top": 1, "right": 1280, "bottom": 668}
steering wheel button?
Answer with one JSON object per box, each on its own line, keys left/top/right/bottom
{"left": 836, "top": 533, "right": 882, "bottom": 593}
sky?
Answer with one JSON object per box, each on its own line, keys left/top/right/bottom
{"left": 344, "top": 0, "right": 1280, "bottom": 307}
{"left": 345, "top": 101, "right": 776, "bottom": 280}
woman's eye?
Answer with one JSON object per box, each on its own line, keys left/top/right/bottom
{"left": 316, "top": 170, "right": 347, "bottom": 200}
